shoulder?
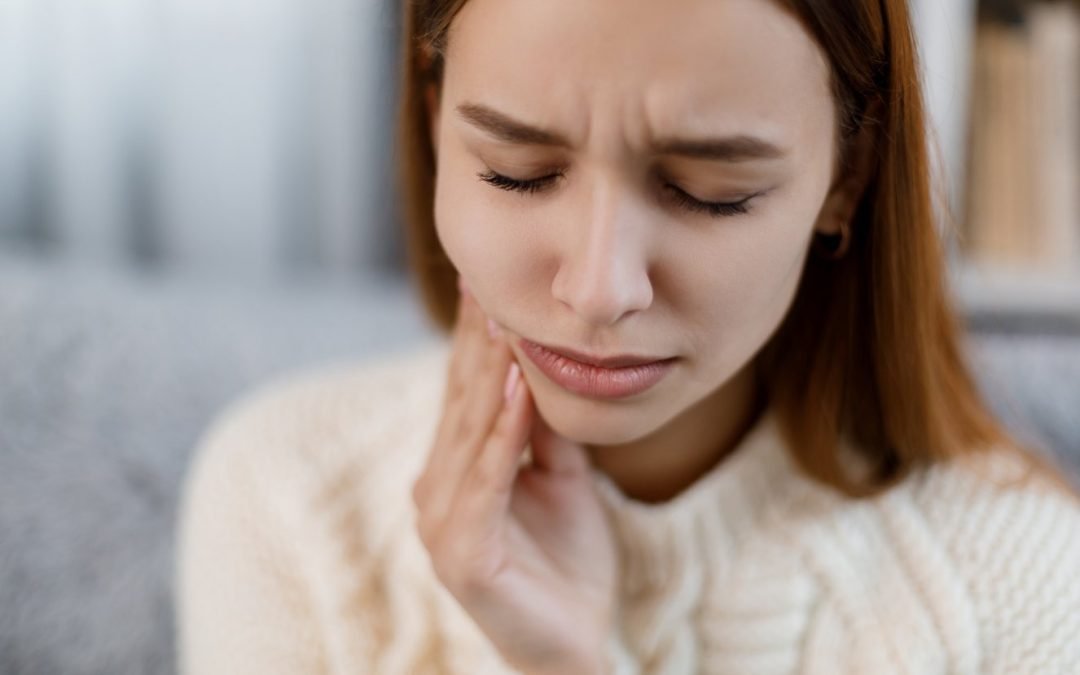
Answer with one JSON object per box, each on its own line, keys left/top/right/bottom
{"left": 761, "top": 445, "right": 1080, "bottom": 672}
{"left": 180, "top": 339, "right": 452, "bottom": 529}
{"left": 905, "top": 447, "right": 1080, "bottom": 670}
{"left": 906, "top": 445, "right": 1080, "bottom": 578}
{"left": 191, "top": 339, "right": 449, "bottom": 461}
{"left": 773, "top": 443, "right": 1080, "bottom": 565}
{"left": 908, "top": 446, "right": 1080, "bottom": 604}
{"left": 175, "top": 340, "right": 461, "bottom": 672}
{"left": 177, "top": 339, "right": 519, "bottom": 669}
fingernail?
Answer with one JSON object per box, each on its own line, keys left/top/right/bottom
{"left": 486, "top": 317, "right": 501, "bottom": 339}
{"left": 503, "top": 362, "right": 520, "bottom": 402}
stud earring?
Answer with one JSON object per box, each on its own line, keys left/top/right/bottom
{"left": 814, "top": 220, "right": 851, "bottom": 260}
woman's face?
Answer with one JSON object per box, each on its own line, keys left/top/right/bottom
{"left": 430, "top": 0, "right": 848, "bottom": 445}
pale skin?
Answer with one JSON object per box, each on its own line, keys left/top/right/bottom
{"left": 411, "top": 0, "right": 878, "bottom": 671}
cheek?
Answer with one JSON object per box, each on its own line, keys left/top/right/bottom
{"left": 677, "top": 211, "right": 811, "bottom": 353}
{"left": 433, "top": 159, "right": 489, "bottom": 274}
{"left": 434, "top": 164, "right": 532, "bottom": 293}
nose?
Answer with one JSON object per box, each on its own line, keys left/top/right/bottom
{"left": 551, "top": 177, "right": 654, "bottom": 327}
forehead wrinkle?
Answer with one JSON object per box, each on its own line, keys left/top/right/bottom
{"left": 573, "top": 84, "right": 655, "bottom": 166}
{"left": 447, "top": 0, "right": 826, "bottom": 164}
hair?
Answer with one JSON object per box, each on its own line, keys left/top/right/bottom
{"left": 395, "top": 0, "right": 1078, "bottom": 500}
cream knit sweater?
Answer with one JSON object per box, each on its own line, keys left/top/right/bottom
{"left": 175, "top": 340, "right": 1080, "bottom": 675}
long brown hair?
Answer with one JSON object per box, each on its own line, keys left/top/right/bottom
{"left": 395, "top": 0, "right": 1078, "bottom": 500}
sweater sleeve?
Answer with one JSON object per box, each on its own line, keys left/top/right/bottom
{"left": 175, "top": 401, "right": 328, "bottom": 675}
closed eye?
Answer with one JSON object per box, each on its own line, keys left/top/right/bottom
{"left": 476, "top": 169, "right": 759, "bottom": 218}
{"left": 477, "top": 170, "right": 561, "bottom": 194}
{"left": 662, "top": 184, "right": 755, "bottom": 217}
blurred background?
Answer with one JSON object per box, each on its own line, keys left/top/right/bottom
{"left": 0, "top": 0, "right": 406, "bottom": 281}
{"left": 0, "top": 0, "right": 1077, "bottom": 673}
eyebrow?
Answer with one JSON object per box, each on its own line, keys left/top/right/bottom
{"left": 455, "top": 101, "right": 787, "bottom": 162}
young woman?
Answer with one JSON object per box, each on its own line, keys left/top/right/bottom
{"left": 176, "top": 0, "right": 1080, "bottom": 673}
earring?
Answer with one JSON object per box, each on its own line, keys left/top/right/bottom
{"left": 814, "top": 220, "right": 851, "bottom": 260}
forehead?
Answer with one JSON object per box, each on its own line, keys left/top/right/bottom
{"left": 444, "top": 0, "right": 834, "bottom": 151}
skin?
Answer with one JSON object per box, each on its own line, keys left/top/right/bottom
{"left": 413, "top": 0, "right": 877, "bottom": 670}
{"left": 426, "top": 0, "right": 875, "bottom": 504}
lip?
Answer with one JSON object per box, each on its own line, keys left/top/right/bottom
{"left": 518, "top": 338, "right": 677, "bottom": 399}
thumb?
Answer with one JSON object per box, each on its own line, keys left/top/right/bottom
{"left": 528, "top": 413, "right": 590, "bottom": 477}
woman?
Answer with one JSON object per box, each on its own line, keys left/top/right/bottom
{"left": 176, "top": 0, "right": 1080, "bottom": 673}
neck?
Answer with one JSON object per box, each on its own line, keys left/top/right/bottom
{"left": 585, "top": 358, "right": 766, "bottom": 504}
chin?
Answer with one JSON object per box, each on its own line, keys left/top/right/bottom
{"left": 529, "top": 384, "right": 663, "bottom": 446}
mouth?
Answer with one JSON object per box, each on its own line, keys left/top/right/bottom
{"left": 518, "top": 337, "right": 678, "bottom": 400}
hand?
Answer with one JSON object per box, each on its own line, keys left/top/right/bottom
{"left": 411, "top": 277, "right": 621, "bottom": 675}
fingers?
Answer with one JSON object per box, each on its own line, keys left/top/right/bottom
{"left": 415, "top": 276, "right": 521, "bottom": 536}
{"left": 444, "top": 277, "right": 487, "bottom": 411}
{"left": 419, "top": 282, "right": 487, "bottom": 514}
{"left": 455, "top": 329, "right": 515, "bottom": 451}
{"left": 416, "top": 281, "right": 475, "bottom": 513}
{"left": 456, "top": 361, "right": 535, "bottom": 545}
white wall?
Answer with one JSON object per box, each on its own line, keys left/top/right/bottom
{"left": 0, "top": 0, "right": 400, "bottom": 283}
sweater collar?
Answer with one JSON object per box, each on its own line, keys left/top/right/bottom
{"left": 587, "top": 405, "right": 802, "bottom": 594}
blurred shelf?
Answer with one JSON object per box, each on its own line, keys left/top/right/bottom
{"left": 951, "top": 262, "right": 1080, "bottom": 335}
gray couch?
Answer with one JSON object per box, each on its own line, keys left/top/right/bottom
{"left": 1, "top": 256, "right": 1078, "bottom": 675}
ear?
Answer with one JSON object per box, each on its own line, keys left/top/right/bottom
{"left": 814, "top": 99, "right": 882, "bottom": 237}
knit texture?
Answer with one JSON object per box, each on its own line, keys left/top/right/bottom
{"left": 175, "top": 340, "right": 1080, "bottom": 674}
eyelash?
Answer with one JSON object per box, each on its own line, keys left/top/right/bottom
{"left": 475, "top": 169, "right": 756, "bottom": 218}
